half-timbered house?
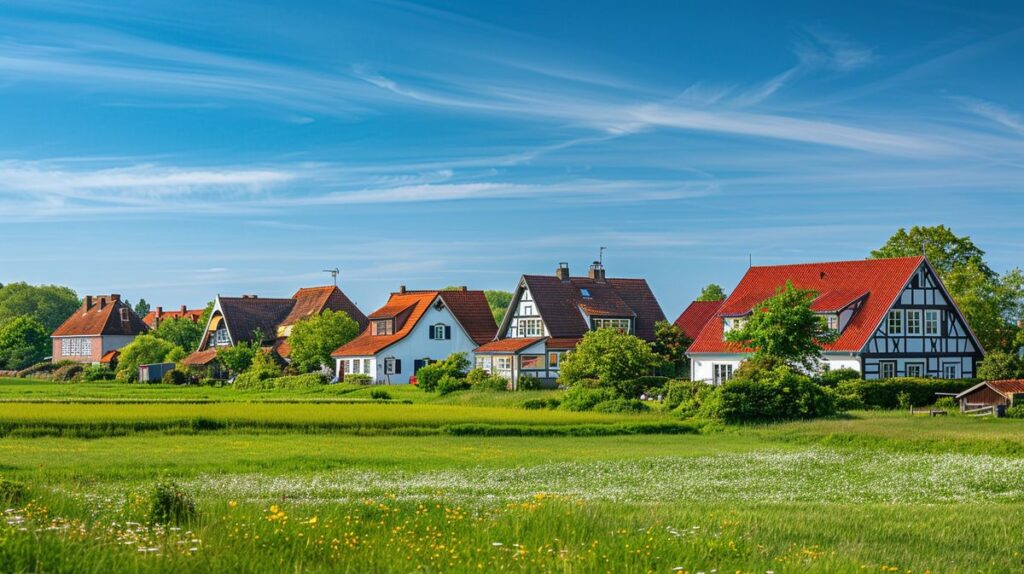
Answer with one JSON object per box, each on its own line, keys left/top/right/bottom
{"left": 686, "top": 256, "right": 983, "bottom": 383}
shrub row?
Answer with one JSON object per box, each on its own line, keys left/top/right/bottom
{"left": 233, "top": 373, "right": 327, "bottom": 391}
{"left": 442, "top": 420, "right": 699, "bottom": 437}
{"left": 836, "top": 377, "right": 976, "bottom": 409}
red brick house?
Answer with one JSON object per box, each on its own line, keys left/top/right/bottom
{"left": 51, "top": 294, "right": 149, "bottom": 364}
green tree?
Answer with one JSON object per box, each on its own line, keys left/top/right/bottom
{"left": 0, "top": 283, "right": 80, "bottom": 332}
{"left": 726, "top": 281, "right": 838, "bottom": 370}
{"left": 115, "top": 335, "right": 179, "bottom": 382}
{"left": 484, "top": 290, "right": 513, "bottom": 323}
{"left": 287, "top": 310, "right": 360, "bottom": 372}
{"left": 153, "top": 317, "right": 204, "bottom": 353}
{"left": 216, "top": 342, "right": 260, "bottom": 376}
{"left": 871, "top": 225, "right": 994, "bottom": 278}
{"left": 134, "top": 298, "right": 151, "bottom": 316}
{"left": 0, "top": 316, "right": 49, "bottom": 370}
{"left": 559, "top": 329, "right": 658, "bottom": 388}
{"left": 697, "top": 284, "right": 727, "bottom": 302}
{"left": 650, "top": 320, "right": 691, "bottom": 377}
{"left": 976, "top": 350, "right": 1024, "bottom": 381}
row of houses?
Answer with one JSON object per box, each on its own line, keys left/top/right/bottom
{"left": 49, "top": 255, "right": 984, "bottom": 387}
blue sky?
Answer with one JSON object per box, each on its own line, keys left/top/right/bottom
{"left": 0, "top": 0, "right": 1022, "bottom": 317}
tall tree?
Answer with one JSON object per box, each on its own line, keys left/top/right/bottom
{"left": 287, "top": 309, "right": 360, "bottom": 372}
{"left": 134, "top": 298, "right": 151, "bottom": 316}
{"left": 650, "top": 320, "right": 691, "bottom": 377}
{"left": 484, "top": 290, "right": 513, "bottom": 323}
{"left": 697, "top": 284, "right": 727, "bottom": 302}
{"left": 0, "top": 283, "right": 80, "bottom": 333}
{"left": 153, "top": 317, "right": 204, "bottom": 353}
{"left": 0, "top": 316, "right": 49, "bottom": 370}
{"left": 115, "top": 334, "right": 179, "bottom": 382}
{"left": 871, "top": 225, "right": 1023, "bottom": 352}
{"left": 726, "top": 281, "right": 838, "bottom": 370}
{"left": 559, "top": 328, "right": 658, "bottom": 388}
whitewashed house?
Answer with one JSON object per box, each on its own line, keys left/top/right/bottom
{"left": 474, "top": 261, "right": 666, "bottom": 389}
{"left": 686, "top": 256, "right": 984, "bottom": 383}
{"left": 330, "top": 287, "right": 496, "bottom": 384}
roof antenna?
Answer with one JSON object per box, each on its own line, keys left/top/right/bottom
{"left": 599, "top": 246, "right": 607, "bottom": 265}
{"left": 749, "top": 253, "right": 752, "bottom": 268}
{"left": 322, "top": 267, "right": 340, "bottom": 286}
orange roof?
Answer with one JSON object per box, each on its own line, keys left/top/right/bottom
{"left": 546, "top": 337, "right": 582, "bottom": 350}
{"left": 673, "top": 300, "right": 723, "bottom": 340}
{"left": 182, "top": 349, "right": 218, "bottom": 366}
{"left": 957, "top": 379, "right": 1024, "bottom": 399}
{"left": 475, "top": 337, "right": 546, "bottom": 354}
{"left": 142, "top": 307, "right": 205, "bottom": 327}
{"left": 99, "top": 350, "right": 120, "bottom": 364}
{"left": 283, "top": 286, "right": 368, "bottom": 331}
{"left": 689, "top": 257, "right": 928, "bottom": 354}
{"left": 52, "top": 295, "right": 149, "bottom": 337}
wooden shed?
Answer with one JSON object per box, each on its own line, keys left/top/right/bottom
{"left": 955, "top": 379, "right": 1024, "bottom": 413}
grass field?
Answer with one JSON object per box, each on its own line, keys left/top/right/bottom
{"left": 1, "top": 379, "right": 1023, "bottom": 572}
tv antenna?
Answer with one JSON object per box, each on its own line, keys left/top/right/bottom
{"left": 323, "top": 267, "right": 340, "bottom": 286}
{"left": 599, "top": 246, "right": 607, "bottom": 265}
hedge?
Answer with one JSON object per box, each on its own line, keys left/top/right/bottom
{"left": 836, "top": 377, "right": 976, "bottom": 409}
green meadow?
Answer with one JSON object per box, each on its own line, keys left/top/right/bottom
{"left": 2, "top": 379, "right": 1023, "bottom": 572}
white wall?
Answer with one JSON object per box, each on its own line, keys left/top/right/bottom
{"left": 691, "top": 353, "right": 863, "bottom": 384}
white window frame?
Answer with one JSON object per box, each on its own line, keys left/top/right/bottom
{"left": 943, "top": 363, "right": 959, "bottom": 379}
{"left": 432, "top": 324, "right": 447, "bottom": 340}
{"left": 495, "top": 356, "right": 512, "bottom": 371}
{"left": 548, "top": 352, "right": 560, "bottom": 369}
{"left": 826, "top": 315, "right": 839, "bottom": 331}
{"left": 712, "top": 363, "right": 734, "bottom": 385}
{"left": 906, "top": 362, "right": 924, "bottom": 377}
{"left": 880, "top": 360, "right": 896, "bottom": 379}
{"left": 519, "top": 318, "right": 543, "bottom": 338}
{"left": 906, "top": 310, "right": 922, "bottom": 335}
{"left": 924, "top": 310, "right": 940, "bottom": 336}
{"left": 351, "top": 359, "right": 361, "bottom": 374}
{"left": 363, "top": 359, "right": 372, "bottom": 374}
{"left": 593, "top": 318, "right": 631, "bottom": 332}
{"left": 214, "top": 328, "right": 230, "bottom": 346}
{"left": 523, "top": 304, "right": 533, "bottom": 316}
{"left": 61, "top": 337, "right": 93, "bottom": 357}
{"left": 887, "top": 310, "right": 903, "bottom": 335}
{"left": 384, "top": 357, "right": 398, "bottom": 375}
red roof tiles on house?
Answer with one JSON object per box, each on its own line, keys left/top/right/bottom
{"left": 673, "top": 300, "right": 724, "bottom": 340}
{"left": 142, "top": 307, "right": 205, "bottom": 327}
{"left": 182, "top": 349, "right": 218, "bottom": 366}
{"left": 475, "top": 337, "right": 546, "bottom": 354}
{"left": 957, "top": 379, "right": 1024, "bottom": 399}
{"left": 284, "top": 286, "right": 368, "bottom": 331}
{"left": 52, "top": 295, "right": 149, "bottom": 337}
{"left": 689, "top": 256, "right": 926, "bottom": 354}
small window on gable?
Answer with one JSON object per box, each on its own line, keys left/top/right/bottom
{"left": 120, "top": 308, "right": 129, "bottom": 322}
{"left": 580, "top": 288, "right": 591, "bottom": 298}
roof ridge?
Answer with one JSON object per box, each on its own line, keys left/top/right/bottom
{"left": 748, "top": 255, "right": 924, "bottom": 270}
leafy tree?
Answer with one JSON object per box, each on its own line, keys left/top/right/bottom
{"left": 484, "top": 290, "right": 513, "bottom": 323}
{"left": 115, "top": 335, "right": 179, "bottom": 382}
{"left": 697, "top": 284, "right": 727, "bottom": 302}
{"left": 0, "top": 283, "right": 80, "bottom": 333}
{"left": 871, "top": 225, "right": 994, "bottom": 278}
{"left": 198, "top": 301, "right": 215, "bottom": 326}
{"left": 651, "top": 320, "right": 691, "bottom": 377}
{"left": 216, "top": 342, "right": 260, "bottom": 376}
{"left": 976, "top": 350, "right": 1024, "bottom": 381}
{"left": 287, "top": 309, "right": 360, "bottom": 372}
{"left": 416, "top": 352, "right": 470, "bottom": 392}
{"left": 134, "top": 298, "right": 151, "bottom": 316}
{"left": 725, "top": 281, "right": 838, "bottom": 370}
{"left": 559, "top": 329, "right": 658, "bottom": 389}
{"left": 702, "top": 362, "right": 835, "bottom": 423}
{"left": 153, "top": 317, "right": 204, "bottom": 353}
{"left": 0, "top": 316, "right": 49, "bottom": 370}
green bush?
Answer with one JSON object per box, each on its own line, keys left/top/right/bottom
{"left": 473, "top": 375, "right": 509, "bottom": 392}
{"left": 52, "top": 362, "right": 84, "bottom": 382}
{"left": 517, "top": 374, "right": 542, "bottom": 390}
{"left": 633, "top": 375, "right": 670, "bottom": 392}
{"left": 17, "top": 360, "right": 67, "bottom": 378}
{"left": 560, "top": 386, "right": 618, "bottom": 412}
{"left": 465, "top": 368, "right": 489, "bottom": 386}
{"left": 664, "top": 380, "right": 710, "bottom": 410}
{"left": 232, "top": 351, "right": 283, "bottom": 389}
{"left": 817, "top": 368, "right": 861, "bottom": 387}
{"left": 703, "top": 364, "right": 835, "bottom": 423}
{"left": 234, "top": 373, "right": 326, "bottom": 391}
{"left": 344, "top": 373, "right": 372, "bottom": 385}
{"left": 161, "top": 369, "right": 187, "bottom": 385}
{"left": 79, "top": 364, "right": 115, "bottom": 382}
{"left": 369, "top": 388, "right": 392, "bottom": 400}
{"left": 149, "top": 481, "right": 196, "bottom": 525}
{"left": 836, "top": 377, "right": 975, "bottom": 409}
{"left": 417, "top": 353, "right": 471, "bottom": 392}
{"left": 0, "top": 477, "right": 27, "bottom": 505}
{"left": 934, "top": 396, "right": 958, "bottom": 411}
{"left": 521, "top": 397, "right": 561, "bottom": 410}
{"left": 436, "top": 374, "right": 470, "bottom": 395}
{"left": 592, "top": 398, "right": 650, "bottom": 413}
{"left": 833, "top": 390, "right": 865, "bottom": 411}
{"left": 1006, "top": 405, "right": 1024, "bottom": 419}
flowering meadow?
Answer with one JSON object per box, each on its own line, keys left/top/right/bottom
{"left": 1, "top": 381, "right": 1023, "bottom": 572}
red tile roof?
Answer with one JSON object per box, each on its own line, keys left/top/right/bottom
{"left": 52, "top": 295, "right": 149, "bottom": 337}
{"left": 475, "top": 337, "right": 546, "bottom": 354}
{"left": 689, "top": 256, "right": 926, "bottom": 354}
{"left": 284, "top": 286, "right": 368, "bottom": 331}
{"left": 521, "top": 275, "right": 666, "bottom": 341}
{"left": 99, "top": 350, "right": 120, "bottom": 364}
{"left": 182, "top": 349, "right": 218, "bottom": 366}
{"left": 332, "top": 289, "right": 497, "bottom": 357}
{"left": 546, "top": 337, "right": 582, "bottom": 350}
{"left": 142, "top": 307, "right": 205, "bottom": 327}
{"left": 960, "top": 379, "right": 1024, "bottom": 398}
{"left": 673, "top": 300, "right": 724, "bottom": 340}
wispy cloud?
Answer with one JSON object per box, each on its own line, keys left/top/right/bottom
{"left": 957, "top": 96, "right": 1024, "bottom": 134}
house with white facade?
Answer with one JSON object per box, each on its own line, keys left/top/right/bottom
{"left": 474, "top": 261, "right": 666, "bottom": 388}
{"left": 330, "top": 287, "right": 497, "bottom": 384}
{"left": 686, "top": 256, "right": 984, "bottom": 383}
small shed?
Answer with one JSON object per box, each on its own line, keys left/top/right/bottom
{"left": 138, "top": 362, "right": 176, "bottom": 383}
{"left": 955, "top": 379, "right": 1024, "bottom": 413}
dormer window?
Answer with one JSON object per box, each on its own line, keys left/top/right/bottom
{"left": 373, "top": 319, "right": 394, "bottom": 336}
{"left": 827, "top": 315, "right": 839, "bottom": 331}
{"left": 119, "top": 308, "right": 129, "bottom": 322}
{"left": 593, "top": 318, "right": 630, "bottom": 332}
{"left": 580, "top": 288, "right": 591, "bottom": 298}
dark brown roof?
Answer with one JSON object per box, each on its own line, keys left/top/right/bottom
{"left": 52, "top": 295, "right": 149, "bottom": 337}
{"left": 439, "top": 290, "right": 498, "bottom": 345}
{"left": 218, "top": 296, "right": 295, "bottom": 345}
{"left": 522, "top": 275, "right": 666, "bottom": 342}
{"left": 673, "top": 300, "right": 724, "bottom": 340}
{"left": 284, "top": 286, "right": 368, "bottom": 331}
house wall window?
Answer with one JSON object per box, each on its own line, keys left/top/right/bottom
{"left": 906, "top": 363, "right": 924, "bottom": 377}
{"left": 520, "top": 355, "right": 544, "bottom": 369}
{"left": 887, "top": 310, "right": 903, "bottom": 335}
{"left": 351, "top": 359, "right": 361, "bottom": 374}
{"left": 593, "top": 318, "right": 631, "bottom": 331}
{"left": 476, "top": 356, "right": 492, "bottom": 372}
{"left": 826, "top": 315, "right": 839, "bottom": 330}
{"left": 924, "top": 310, "right": 940, "bottom": 335}
{"left": 548, "top": 352, "right": 560, "bottom": 369}
{"left": 213, "top": 328, "right": 230, "bottom": 346}
{"left": 363, "top": 359, "right": 372, "bottom": 373}
{"left": 712, "top": 363, "right": 734, "bottom": 385}
{"left": 906, "top": 310, "right": 922, "bottom": 335}
{"left": 430, "top": 324, "right": 451, "bottom": 340}
{"left": 880, "top": 361, "right": 896, "bottom": 379}
{"left": 373, "top": 319, "right": 394, "bottom": 336}
{"left": 61, "top": 337, "right": 92, "bottom": 357}
{"left": 384, "top": 357, "right": 400, "bottom": 375}
{"left": 518, "top": 319, "right": 544, "bottom": 337}
{"left": 495, "top": 356, "right": 512, "bottom": 371}
{"left": 523, "top": 304, "right": 533, "bottom": 316}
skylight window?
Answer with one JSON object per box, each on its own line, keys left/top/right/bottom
{"left": 580, "top": 288, "right": 591, "bottom": 298}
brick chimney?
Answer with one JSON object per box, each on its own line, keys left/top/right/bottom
{"left": 555, "top": 262, "right": 571, "bottom": 282}
{"left": 180, "top": 304, "right": 187, "bottom": 314}
{"left": 399, "top": 285, "right": 407, "bottom": 294}
{"left": 84, "top": 295, "right": 93, "bottom": 310}
{"left": 588, "top": 261, "right": 606, "bottom": 282}
{"left": 98, "top": 296, "right": 107, "bottom": 309}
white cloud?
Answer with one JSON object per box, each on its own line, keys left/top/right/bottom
{"left": 957, "top": 96, "right": 1024, "bottom": 134}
